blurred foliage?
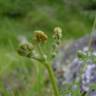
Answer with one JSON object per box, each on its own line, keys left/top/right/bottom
{"left": 0, "top": 0, "right": 34, "bottom": 14}
{"left": 0, "top": 0, "right": 95, "bottom": 96}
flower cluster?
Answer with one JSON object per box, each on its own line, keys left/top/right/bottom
{"left": 17, "top": 27, "right": 63, "bottom": 60}
{"left": 80, "top": 63, "right": 96, "bottom": 95}
{"left": 17, "top": 27, "right": 63, "bottom": 96}
{"left": 58, "top": 45, "right": 96, "bottom": 96}
{"left": 51, "top": 27, "right": 62, "bottom": 58}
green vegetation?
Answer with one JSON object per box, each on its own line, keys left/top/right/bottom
{"left": 0, "top": 0, "right": 95, "bottom": 95}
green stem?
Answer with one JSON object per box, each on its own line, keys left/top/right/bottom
{"left": 36, "top": 43, "right": 59, "bottom": 96}
{"left": 44, "top": 62, "right": 60, "bottom": 96}
{"left": 88, "top": 15, "right": 96, "bottom": 49}
{"left": 88, "top": 15, "right": 96, "bottom": 61}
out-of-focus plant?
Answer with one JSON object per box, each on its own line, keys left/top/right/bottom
{"left": 16, "top": 15, "right": 96, "bottom": 96}
{"left": 17, "top": 27, "right": 62, "bottom": 96}
{"left": 77, "top": 16, "right": 96, "bottom": 96}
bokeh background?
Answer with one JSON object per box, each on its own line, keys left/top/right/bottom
{"left": 0, "top": 0, "right": 96, "bottom": 96}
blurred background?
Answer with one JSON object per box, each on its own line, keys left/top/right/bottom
{"left": 0, "top": 0, "right": 96, "bottom": 96}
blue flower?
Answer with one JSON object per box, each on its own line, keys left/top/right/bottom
{"left": 80, "top": 64, "right": 96, "bottom": 93}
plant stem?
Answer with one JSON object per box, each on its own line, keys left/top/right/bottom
{"left": 88, "top": 15, "right": 96, "bottom": 49}
{"left": 44, "top": 62, "right": 60, "bottom": 96}
{"left": 36, "top": 42, "right": 59, "bottom": 96}
{"left": 88, "top": 15, "right": 96, "bottom": 61}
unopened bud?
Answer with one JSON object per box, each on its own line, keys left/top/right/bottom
{"left": 77, "top": 50, "right": 87, "bottom": 59}
{"left": 43, "top": 54, "right": 47, "bottom": 61}
{"left": 34, "top": 30, "right": 48, "bottom": 43}
{"left": 53, "top": 27, "right": 62, "bottom": 39}
{"left": 17, "top": 43, "right": 34, "bottom": 57}
{"left": 51, "top": 52, "right": 57, "bottom": 58}
{"left": 56, "top": 40, "right": 61, "bottom": 45}
{"left": 52, "top": 43, "right": 58, "bottom": 49}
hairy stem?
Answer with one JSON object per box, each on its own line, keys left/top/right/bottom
{"left": 44, "top": 62, "right": 60, "bottom": 96}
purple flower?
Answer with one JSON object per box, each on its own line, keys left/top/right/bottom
{"left": 64, "top": 58, "right": 83, "bottom": 83}
{"left": 88, "top": 91, "right": 96, "bottom": 96}
{"left": 80, "top": 64, "right": 96, "bottom": 93}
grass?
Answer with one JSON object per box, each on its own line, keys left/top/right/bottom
{"left": 0, "top": 1, "right": 95, "bottom": 95}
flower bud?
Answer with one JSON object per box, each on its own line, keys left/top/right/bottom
{"left": 51, "top": 52, "right": 57, "bottom": 58}
{"left": 53, "top": 27, "right": 62, "bottom": 39}
{"left": 52, "top": 43, "right": 58, "bottom": 49}
{"left": 77, "top": 50, "right": 87, "bottom": 59}
{"left": 17, "top": 43, "right": 34, "bottom": 57}
{"left": 56, "top": 40, "right": 61, "bottom": 45}
{"left": 43, "top": 54, "right": 47, "bottom": 61}
{"left": 34, "top": 30, "right": 48, "bottom": 43}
